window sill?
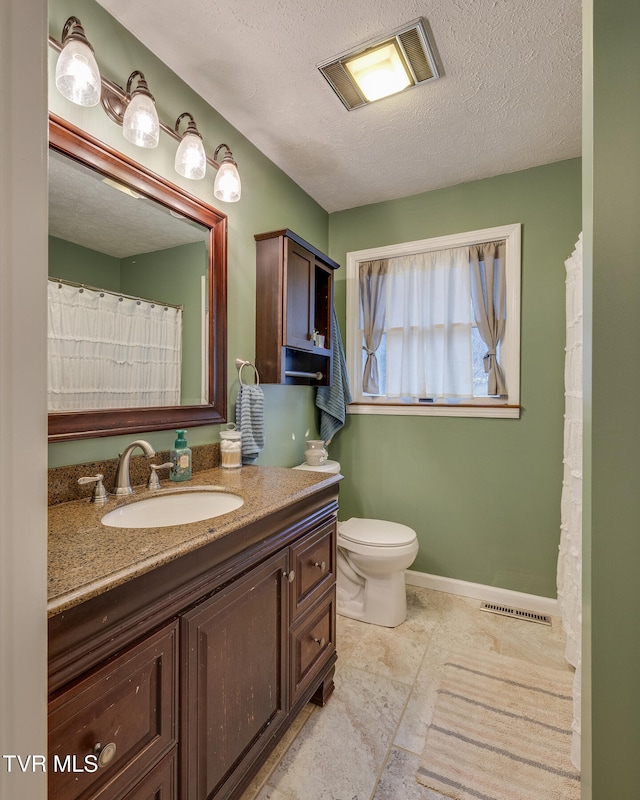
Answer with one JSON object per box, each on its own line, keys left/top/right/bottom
{"left": 347, "top": 403, "right": 521, "bottom": 419}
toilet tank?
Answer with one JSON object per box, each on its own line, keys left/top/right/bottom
{"left": 293, "top": 460, "right": 341, "bottom": 474}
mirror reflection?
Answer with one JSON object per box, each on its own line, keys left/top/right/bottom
{"left": 48, "top": 149, "right": 209, "bottom": 411}
{"left": 47, "top": 114, "right": 227, "bottom": 442}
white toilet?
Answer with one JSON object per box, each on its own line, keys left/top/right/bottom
{"left": 293, "top": 460, "right": 419, "bottom": 628}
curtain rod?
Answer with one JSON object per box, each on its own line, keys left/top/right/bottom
{"left": 357, "top": 237, "right": 508, "bottom": 266}
{"left": 49, "top": 276, "right": 183, "bottom": 311}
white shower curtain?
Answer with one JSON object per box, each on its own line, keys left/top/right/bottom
{"left": 557, "top": 233, "right": 583, "bottom": 770}
{"left": 48, "top": 280, "right": 182, "bottom": 410}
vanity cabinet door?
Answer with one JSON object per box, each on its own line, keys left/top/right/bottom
{"left": 48, "top": 622, "right": 178, "bottom": 800}
{"left": 181, "top": 550, "right": 289, "bottom": 800}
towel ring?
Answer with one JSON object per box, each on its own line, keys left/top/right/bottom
{"left": 236, "top": 359, "right": 260, "bottom": 386}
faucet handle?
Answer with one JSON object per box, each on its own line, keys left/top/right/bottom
{"left": 147, "top": 462, "right": 173, "bottom": 490}
{"left": 78, "top": 474, "right": 108, "bottom": 504}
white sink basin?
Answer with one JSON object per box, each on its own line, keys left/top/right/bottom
{"left": 101, "top": 489, "right": 244, "bottom": 529}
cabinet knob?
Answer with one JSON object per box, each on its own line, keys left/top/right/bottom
{"left": 313, "top": 637, "right": 326, "bottom": 648}
{"left": 92, "top": 741, "right": 117, "bottom": 768}
{"left": 282, "top": 570, "right": 295, "bottom": 583}
{"left": 313, "top": 561, "right": 327, "bottom": 572}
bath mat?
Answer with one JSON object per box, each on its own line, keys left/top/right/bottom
{"left": 416, "top": 648, "right": 580, "bottom": 800}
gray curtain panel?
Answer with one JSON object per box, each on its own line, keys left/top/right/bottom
{"left": 469, "top": 241, "right": 507, "bottom": 396}
{"left": 359, "top": 259, "right": 388, "bottom": 394}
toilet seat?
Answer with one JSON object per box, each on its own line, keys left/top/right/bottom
{"left": 339, "top": 518, "right": 417, "bottom": 548}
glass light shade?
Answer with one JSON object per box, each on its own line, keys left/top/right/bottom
{"left": 175, "top": 132, "right": 207, "bottom": 180}
{"left": 213, "top": 162, "right": 241, "bottom": 203}
{"left": 55, "top": 39, "right": 101, "bottom": 107}
{"left": 345, "top": 42, "right": 412, "bottom": 102}
{"left": 122, "top": 92, "right": 160, "bottom": 148}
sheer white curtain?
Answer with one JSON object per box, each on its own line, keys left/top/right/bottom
{"left": 48, "top": 280, "right": 182, "bottom": 410}
{"left": 385, "top": 247, "right": 473, "bottom": 398}
{"left": 557, "top": 234, "right": 583, "bottom": 770}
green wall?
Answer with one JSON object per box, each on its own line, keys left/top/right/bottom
{"left": 328, "top": 159, "right": 582, "bottom": 597}
{"left": 121, "top": 241, "right": 206, "bottom": 405}
{"left": 585, "top": 0, "right": 640, "bottom": 795}
{"left": 49, "top": 236, "right": 120, "bottom": 288}
{"left": 47, "top": 0, "right": 327, "bottom": 468}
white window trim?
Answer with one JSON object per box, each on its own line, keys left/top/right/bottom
{"left": 346, "top": 223, "right": 521, "bottom": 419}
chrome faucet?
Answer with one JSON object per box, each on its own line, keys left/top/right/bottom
{"left": 112, "top": 439, "right": 156, "bottom": 496}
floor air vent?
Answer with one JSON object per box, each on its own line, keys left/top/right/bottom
{"left": 480, "top": 601, "right": 552, "bottom": 626}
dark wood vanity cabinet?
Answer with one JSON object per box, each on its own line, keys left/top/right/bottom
{"left": 255, "top": 229, "right": 340, "bottom": 386}
{"left": 48, "top": 489, "right": 338, "bottom": 800}
{"left": 48, "top": 623, "right": 179, "bottom": 800}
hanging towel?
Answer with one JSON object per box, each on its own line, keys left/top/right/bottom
{"left": 315, "top": 307, "right": 352, "bottom": 444}
{"left": 235, "top": 383, "right": 265, "bottom": 464}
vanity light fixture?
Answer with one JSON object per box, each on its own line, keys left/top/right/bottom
{"left": 174, "top": 113, "right": 207, "bottom": 180}
{"left": 213, "top": 145, "right": 242, "bottom": 203}
{"left": 49, "top": 19, "right": 242, "bottom": 201}
{"left": 54, "top": 16, "right": 101, "bottom": 107}
{"left": 318, "top": 18, "right": 440, "bottom": 110}
{"left": 122, "top": 70, "right": 160, "bottom": 148}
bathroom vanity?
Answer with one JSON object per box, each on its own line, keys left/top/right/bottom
{"left": 47, "top": 466, "right": 340, "bottom": 800}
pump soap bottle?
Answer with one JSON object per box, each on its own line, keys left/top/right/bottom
{"left": 170, "top": 429, "right": 192, "bottom": 482}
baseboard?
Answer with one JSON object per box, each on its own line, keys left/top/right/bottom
{"left": 405, "top": 569, "right": 559, "bottom": 617}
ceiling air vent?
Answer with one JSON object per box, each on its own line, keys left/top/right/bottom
{"left": 318, "top": 19, "right": 439, "bottom": 111}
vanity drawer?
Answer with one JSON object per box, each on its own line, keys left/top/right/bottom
{"left": 120, "top": 749, "right": 177, "bottom": 800}
{"left": 289, "top": 518, "right": 335, "bottom": 621}
{"left": 48, "top": 622, "right": 178, "bottom": 800}
{"left": 289, "top": 589, "right": 336, "bottom": 706}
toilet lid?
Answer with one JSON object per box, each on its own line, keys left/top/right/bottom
{"left": 338, "top": 518, "right": 417, "bottom": 547}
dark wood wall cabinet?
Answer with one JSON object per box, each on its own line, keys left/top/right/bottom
{"left": 254, "top": 229, "right": 340, "bottom": 385}
{"left": 48, "top": 487, "right": 338, "bottom": 800}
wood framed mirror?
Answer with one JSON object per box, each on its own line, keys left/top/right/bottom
{"left": 48, "top": 113, "right": 227, "bottom": 442}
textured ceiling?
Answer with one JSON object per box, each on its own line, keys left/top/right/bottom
{"left": 96, "top": 0, "right": 582, "bottom": 213}
{"left": 49, "top": 150, "right": 208, "bottom": 258}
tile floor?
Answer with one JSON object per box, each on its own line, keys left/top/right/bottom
{"left": 239, "top": 585, "right": 572, "bottom": 800}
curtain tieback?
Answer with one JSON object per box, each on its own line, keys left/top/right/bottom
{"left": 363, "top": 346, "right": 376, "bottom": 356}
{"left": 483, "top": 350, "right": 496, "bottom": 373}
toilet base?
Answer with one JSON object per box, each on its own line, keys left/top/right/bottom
{"left": 337, "top": 568, "right": 408, "bottom": 628}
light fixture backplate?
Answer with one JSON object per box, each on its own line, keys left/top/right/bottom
{"left": 318, "top": 18, "right": 440, "bottom": 111}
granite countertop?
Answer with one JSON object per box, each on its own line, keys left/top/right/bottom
{"left": 48, "top": 465, "right": 341, "bottom": 618}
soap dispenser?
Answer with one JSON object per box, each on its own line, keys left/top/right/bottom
{"left": 170, "top": 429, "right": 192, "bottom": 482}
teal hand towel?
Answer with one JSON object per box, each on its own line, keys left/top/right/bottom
{"left": 316, "top": 307, "right": 352, "bottom": 444}
{"left": 236, "top": 383, "right": 265, "bottom": 464}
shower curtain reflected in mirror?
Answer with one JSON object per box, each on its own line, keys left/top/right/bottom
{"left": 48, "top": 279, "right": 182, "bottom": 410}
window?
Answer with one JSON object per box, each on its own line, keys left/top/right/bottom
{"left": 346, "top": 224, "right": 521, "bottom": 418}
